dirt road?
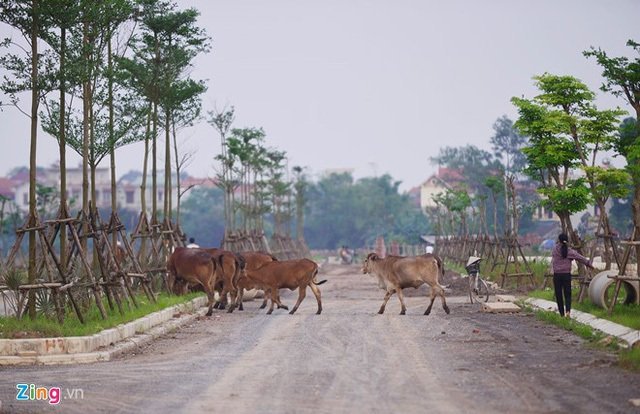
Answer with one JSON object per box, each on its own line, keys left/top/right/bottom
{"left": 1, "top": 264, "right": 640, "bottom": 413}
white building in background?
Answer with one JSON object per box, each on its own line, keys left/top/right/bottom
{"left": 416, "top": 167, "right": 466, "bottom": 212}
{"left": 116, "top": 170, "right": 180, "bottom": 213}
{"left": 6, "top": 164, "right": 184, "bottom": 215}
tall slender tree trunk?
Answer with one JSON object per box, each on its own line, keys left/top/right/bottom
{"left": 503, "top": 173, "right": 510, "bottom": 238}
{"left": 492, "top": 195, "right": 499, "bottom": 241}
{"left": 164, "top": 107, "right": 171, "bottom": 221}
{"left": 108, "top": 35, "right": 118, "bottom": 248}
{"left": 58, "top": 25, "right": 68, "bottom": 290}
{"left": 508, "top": 176, "right": 519, "bottom": 236}
{"left": 632, "top": 114, "right": 640, "bottom": 277}
{"left": 90, "top": 103, "right": 96, "bottom": 210}
{"left": 151, "top": 31, "right": 159, "bottom": 223}
{"left": 569, "top": 124, "right": 616, "bottom": 269}
{"left": 140, "top": 102, "right": 152, "bottom": 267}
{"left": 82, "top": 18, "right": 90, "bottom": 253}
{"left": 171, "top": 115, "right": 181, "bottom": 226}
{"left": 152, "top": 98, "right": 158, "bottom": 222}
{"left": 141, "top": 102, "right": 151, "bottom": 214}
{"left": 27, "top": 0, "right": 40, "bottom": 320}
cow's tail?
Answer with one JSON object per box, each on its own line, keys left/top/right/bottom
{"left": 311, "top": 262, "right": 327, "bottom": 285}
{"left": 236, "top": 253, "right": 247, "bottom": 271}
{"left": 435, "top": 254, "right": 445, "bottom": 285}
{"left": 218, "top": 254, "right": 240, "bottom": 295}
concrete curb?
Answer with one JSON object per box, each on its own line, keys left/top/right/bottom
{"left": 0, "top": 296, "right": 208, "bottom": 366}
{"left": 524, "top": 297, "right": 640, "bottom": 348}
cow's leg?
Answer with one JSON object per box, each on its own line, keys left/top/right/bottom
{"left": 212, "top": 281, "right": 224, "bottom": 309}
{"left": 396, "top": 288, "right": 408, "bottom": 315}
{"left": 266, "top": 288, "right": 278, "bottom": 314}
{"left": 236, "top": 287, "right": 244, "bottom": 311}
{"left": 437, "top": 285, "right": 450, "bottom": 314}
{"left": 275, "top": 290, "right": 286, "bottom": 309}
{"left": 226, "top": 270, "right": 239, "bottom": 313}
{"left": 275, "top": 291, "right": 287, "bottom": 309}
{"left": 271, "top": 289, "right": 288, "bottom": 311}
{"left": 378, "top": 290, "right": 394, "bottom": 314}
{"left": 260, "top": 294, "right": 268, "bottom": 309}
{"left": 218, "top": 288, "right": 227, "bottom": 310}
{"left": 424, "top": 289, "right": 436, "bottom": 315}
{"left": 226, "top": 285, "right": 238, "bottom": 313}
{"left": 290, "top": 286, "right": 307, "bottom": 315}
{"left": 309, "top": 283, "right": 322, "bottom": 315}
{"left": 205, "top": 289, "right": 216, "bottom": 316}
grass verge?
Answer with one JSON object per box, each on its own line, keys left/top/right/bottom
{"left": 0, "top": 292, "right": 205, "bottom": 339}
{"left": 528, "top": 289, "right": 640, "bottom": 330}
{"left": 524, "top": 292, "right": 640, "bottom": 372}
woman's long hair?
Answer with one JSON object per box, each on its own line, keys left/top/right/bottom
{"left": 558, "top": 233, "right": 569, "bottom": 258}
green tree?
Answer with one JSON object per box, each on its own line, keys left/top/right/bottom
{"left": 528, "top": 73, "right": 629, "bottom": 267}
{"left": 512, "top": 87, "right": 590, "bottom": 246}
{"left": 430, "top": 145, "right": 499, "bottom": 193}
{"left": 490, "top": 115, "right": 528, "bottom": 176}
{"left": 585, "top": 41, "right": 640, "bottom": 271}
{"left": 179, "top": 188, "right": 225, "bottom": 247}
{"left": 292, "top": 165, "right": 307, "bottom": 241}
{"left": 483, "top": 176, "right": 503, "bottom": 240}
{"left": 208, "top": 106, "right": 236, "bottom": 233}
{"left": 0, "top": 0, "right": 52, "bottom": 319}
{"left": 305, "top": 173, "right": 429, "bottom": 249}
{"left": 152, "top": 6, "right": 209, "bottom": 220}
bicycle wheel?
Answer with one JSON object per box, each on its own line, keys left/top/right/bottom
{"left": 470, "top": 276, "right": 490, "bottom": 303}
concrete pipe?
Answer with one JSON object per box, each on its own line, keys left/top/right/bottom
{"left": 589, "top": 270, "right": 640, "bottom": 309}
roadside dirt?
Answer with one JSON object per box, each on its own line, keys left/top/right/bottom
{"left": 1, "top": 264, "right": 639, "bottom": 413}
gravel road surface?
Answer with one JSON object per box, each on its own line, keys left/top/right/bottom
{"left": 1, "top": 264, "right": 639, "bottom": 413}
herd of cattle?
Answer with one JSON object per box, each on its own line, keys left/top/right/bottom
{"left": 167, "top": 247, "right": 450, "bottom": 316}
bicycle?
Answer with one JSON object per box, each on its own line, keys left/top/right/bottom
{"left": 465, "top": 256, "right": 489, "bottom": 304}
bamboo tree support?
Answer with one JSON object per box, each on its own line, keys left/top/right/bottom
{"left": 129, "top": 212, "right": 165, "bottom": 298}
{"left": 607, "top": 227, "right": 640, "bottom": 313}
{"left": 37, "top": 214, "right": 86, "bottom": 323}
{"left": 130, "top": 211, "right": 162, "bottom": 273}
{"left": 573, "top": 215, "right": 620, "bottom": 302}
{"left": 66, "top": 211, "right": 108, "bottom": 320}
{"left": 8, "top": 215, "right": 65, "bottom": 322}
{"left": 105, "top": 211, "right": 138, "bottom": 308}
{"left": 81, "top": 207, "right": 117, "bottom": 313}
{"left": 154, "top": 217, "right": 185, "bottom": 294}
{"left": 112, "top": 212, "right": 155, "bottom": 304}
{"left": 489, "top": 236, "right": 508, "bottom": 272}
{"left": 2, "top": 211, "right": 87, "bottom": 323}
{"left": 36, "top": 224, "right": 65, "bottom": 323}
{"left": 464, "top": 234, "right": 477, "bottom": 263}
{"left": 478, "top": 235, "right": 493, "bottom": 261}
{"left": 90, "top": 209, "right": 127, "bottom": 315}
{"left": 499, "top": 235, "right": 535, "bottom": 288}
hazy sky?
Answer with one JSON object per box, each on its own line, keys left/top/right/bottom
{"left": 1, "top": 0, "right": 638, "bottom": 192}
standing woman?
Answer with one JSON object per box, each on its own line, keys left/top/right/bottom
{"left": 551, "top": 233, "right": 594, "bottom": 318}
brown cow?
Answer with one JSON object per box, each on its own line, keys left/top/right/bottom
{"left": 361, "top": 252, "right": 449, "bottom": 315}
{"left": 201, "top": 248, "right": 243, "bottom": 313}
{"left": 235, "top": 251, "right": 279, "bottom": 311}
{"left": 423, "top": 252, "right": 445, "bottom": 283}
{"left": 167, "top": 247, "right": 219, "bottom": 316}
{"left": 244, "top": 258, "right": 326, "bottom": 315}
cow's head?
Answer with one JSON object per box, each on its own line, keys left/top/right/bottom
{"left": 361, "top": 252, "right": 379, "bottom": 274}
{"left": 171, "top": 277, "right": 189, "bottom": 296}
